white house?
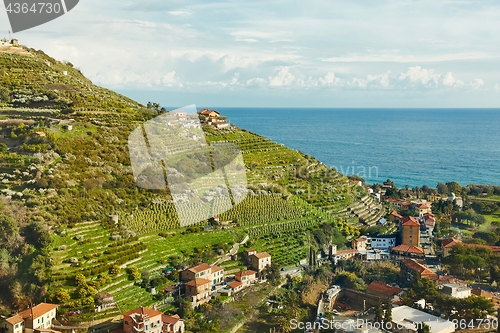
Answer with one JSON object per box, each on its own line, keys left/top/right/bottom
{"left": 439, "top": 284, "right": 471, "bottom": 299}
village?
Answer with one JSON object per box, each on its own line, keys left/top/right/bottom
{"left": 3, "top": 179, "right": 499, "bottom": 333}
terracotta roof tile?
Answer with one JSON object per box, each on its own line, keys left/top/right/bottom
{"left": 162, "top": 314, "right": 181, "bottom": 325}
{"left": 402, "top": 216, "right": 420, "bottom": 227}
{"left": 252, "top": 252, "right": 271, "bottom": 259}
{"left": 401, "top": 259, "right": 438, "bottom": 280}
{"left": 5, "top": 314, "right": 23, "bottom": 325}
{"left": 236, "top": 270, "right": 257, "bottom": 278}
{"left": 367, "top": 281, "right": 403, "bottom": 296}
{"left": 185, "top": 278, "right": 211, "bottom": 287}
{"left": 123, "top": 307, "right": 163, "bottom": 318}
{"left": 442, "top": 238, "right": 461, "bottom": 248}
{"left": 392, "top": 245, "right": 424, "bottom": 254}
{"left": 18, "top": 303, "right": 58, "bottom": 320}
{"left": 187, "top": 263, "right": 212, "bottom": 273}
{"left": 228, "top": 281, "right": 242, "bottom": 289}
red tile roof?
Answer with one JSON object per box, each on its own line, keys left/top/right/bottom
{"left": 402, "top": 216, "right": 420, "bottom": 227}
{"left": 401, "top": 259, "right": 438, "bottom": 280}
{"left": 392, "top": 245, "right": 424, "bottom": 254}
{"left": 211, "top": 265, "right": 224, "bottom": 273}
{"left": 252, "top": 252, "right": 271, "bottom": 259}
{"left": 187, "top": 263, "right": 212, "bottom": 273}
{"left": 236, "top": 270, "right": 257, "bottom": 278}
{"left": 198, "top": 109, "right": 220, "bottom": 116}
{"left": 18, "top": 303, "right": 58, "bottom": 320}
{"left": 228, "top": 281, "right": 242, "bottom": 289}
{"left": 367, "top": 281, "right": 403, "bottom": 296}
{"left": 442, "top": 238, "right": 461, "bottom": 248}
{"left": 162, "top": 314, "right": 181, "bottom": 326}
{"left": 185, "top": 278, "right": 211, "bottom": 287}
{"left": 5, "top": 314, "right": 24, "bottom": 325}
{"left": 390, "top": 211, "right": 403, "bottom": 218}
{"left": 123, "top": 306, "right": 163, "bottom": 318}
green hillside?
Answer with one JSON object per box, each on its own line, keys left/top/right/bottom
{"left": 0, "top": 45, "right": 384, "bottom": 317}
{"left": 0, "top": 45, "right": 141, "bottom": 112}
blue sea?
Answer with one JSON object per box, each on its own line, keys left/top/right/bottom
{"left": 214, "top": 108, "right": 500, "bottom": 188}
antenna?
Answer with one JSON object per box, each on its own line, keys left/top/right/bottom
{"left": 8, "top": 30, "right": 11, "bottom": 40}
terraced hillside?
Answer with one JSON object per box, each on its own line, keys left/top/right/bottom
{"left": 0, "top": 45, "right": 384, "bottom": 316}
{"left": 0, "top": 46, "right": 141, "bottom": 112}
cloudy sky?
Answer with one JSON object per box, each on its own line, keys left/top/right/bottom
{"left": 2, "top": 0, "right": 500, "bottom": 107}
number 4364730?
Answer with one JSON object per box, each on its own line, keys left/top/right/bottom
{"left": 5, "top": 2, "right": 62, "bottom": 14}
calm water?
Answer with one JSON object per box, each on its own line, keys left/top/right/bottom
{"left": 213, "top": 108, "right": 500, "bottom": 188}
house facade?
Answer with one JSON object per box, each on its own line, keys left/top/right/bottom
{"left": 181, "top": 263, "right": 224, "bottom": 286}
{"left": 249, "top": 252, "right": 271, "bottom": 272}
{"left": 162, "top": 314, "right": 185, "bottom": 333}
{"left": 12, "top": 303, "right": 59, "bottom": 333}
{"left": 400, "top": 259, "right": 438, "bottom": 281}
{"left": 123, "top": 307, "right": 163, "bottom": 333}
{"left": 1, "top": 315, "right": 24, "bottom": 333}
{"left": 401, "top": 217, "right": 421, "bottom": 246}
{"left": 235, "top": 270, "right": 257, "bottom": 287}
{"left": 440, "top": 284, "right": 471, "bottom": 299}
{"left": 185, "top": 278, "right": 212, "bottom": 305}
{"left": 370, "top": 235, "right": 397, "bottom": 250}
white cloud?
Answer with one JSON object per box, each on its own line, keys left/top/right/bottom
{"left": 9, "top": 0, "right": 499, "bottom": 106}
{"left": 168, "top": 10, "right": 192, "bottom": 16}
{"left": 323, "top": 52, "right": 495, "bottom": 63}
{"left": 159, "top": 71, "right": 183, "bottom": 87}
{"left": 398, "top": 66, "right": 440, "bottom": 87}
{"left": 441, "top": 72, "right": 463, "bottom": 87}
{"left": 470, "top": 78, "right": 484, "bottom": 90}
{"left": 269, "top": 67, "right": 296, "bottom": 87}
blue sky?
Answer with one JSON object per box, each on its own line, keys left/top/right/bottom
{"left": 2, "top": 0, "right": 500, "bottom": 107}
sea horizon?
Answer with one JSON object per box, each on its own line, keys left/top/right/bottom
{"left": 184, "top": 107, "right": 500, "bottom": 188}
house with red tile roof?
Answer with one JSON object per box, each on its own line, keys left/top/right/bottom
{"left": 389, "top": 211, "right": 403, "bottom": 223}
{"left": 15, "top": 303, "right": 58, "bottom": 333}
{"left": 1, "top": 315, "right": 24, "bottom": 333}
{"left": 228, "top": 281, "right": 244, "bottom": 293}
{"left": 123, "top": 307, "right": 163, "bottom": 333}
{"left": 235, "top": 270, "right": 257, "bottom": 287}
{"left": 162, "top": 314, "right": 185, "bottom": 333}
{"left": 391, "top": 244, "right": 425, "bottom": 257}
{"left": 366, "top": 281, "right": 403, "bottom": 299}
{"left": 181, "top": 263, "right": 224, "bottom": 286}
{"left": 400, "top": 259, "right": 438, "bottom": 281}
{"left": 441, "top": 237, "right": 462, "bottom": 257}
{"left": 184, "top": 278, "right": 212, "bottom": 306}
{"left": 351, "top": 236, "right": 368, "bottom": 251}
{"left": 123, "top": 307, "right": 185, "bottom": 333}
{"left": 332, "top": 248, "right": 359, "bottom": 264}
{"left": 401, "top": 217, "right": 421, "bottom": 247}
{"left": 249, "top": 252, "right": 271, "bottom": 272}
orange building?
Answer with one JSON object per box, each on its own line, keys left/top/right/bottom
{"left": 401, "top": 217, "right": 420, "bottom": 247}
